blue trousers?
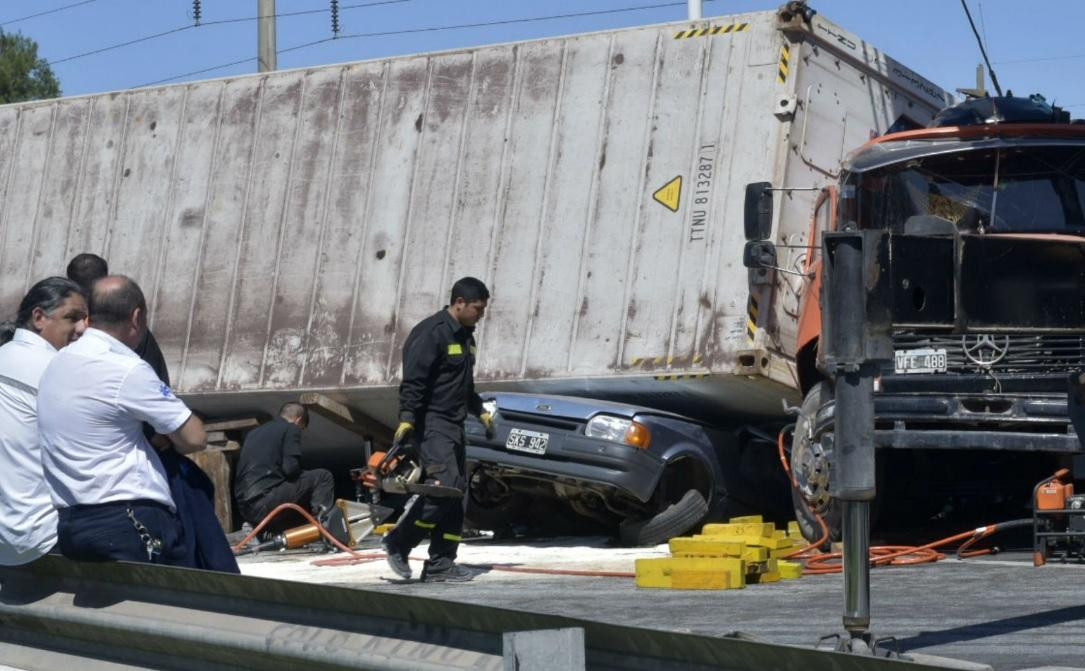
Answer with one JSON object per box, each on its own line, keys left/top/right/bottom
{"left": 57, "top": 500, "right": 188, "bottom": 565}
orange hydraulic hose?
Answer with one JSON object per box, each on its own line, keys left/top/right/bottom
{"left": 231, "top": 502, "right": 369, "bottom": 559}
{"left": 246, "top": 430, "right": 1020, "bottom": 582}
{"left": 775, "top": 427, "right": 1020, "bottom": 574}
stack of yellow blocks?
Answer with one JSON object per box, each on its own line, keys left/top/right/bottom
{"left": 635, "top": 515, "right": 806, "bottom": 590}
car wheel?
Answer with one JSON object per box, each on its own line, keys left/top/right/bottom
{"left": 465, "top": 468, "right": 528, "bottom": 532}
{"left": 618, "top": 489, "right": 709, "bottom": 547}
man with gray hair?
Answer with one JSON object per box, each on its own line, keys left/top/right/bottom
{"left": 37, "top": 276, "right": 207, "bottom": 565}
{"left": 0, "top": 277, "right": 86, "bottom": 566}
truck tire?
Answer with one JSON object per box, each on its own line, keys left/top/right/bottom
{"left": 618, "top": 489, "right": 709, "bottom": 547}
{"left": 790, "top": 381, "right": 883, "bottom": 546}
{"left": 790, "top": 381, "right": 841, "bottom": 545}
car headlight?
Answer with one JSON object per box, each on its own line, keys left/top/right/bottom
{"left": 585, "top": 415, "right": 651, "bottom": 449}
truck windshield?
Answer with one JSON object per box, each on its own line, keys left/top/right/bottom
{"left": 857, "top": 145, "right": 1085, "bottom": 235}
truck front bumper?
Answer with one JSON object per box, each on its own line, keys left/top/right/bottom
{"left": 812, "top": 393, "right": 1082, "bottom": 453}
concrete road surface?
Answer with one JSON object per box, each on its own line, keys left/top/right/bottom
{"left": 238, "top": 535, "right": 1085, "bottom": 671}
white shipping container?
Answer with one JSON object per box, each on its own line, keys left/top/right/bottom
{"left": 0, "top": 8, "right": 950, "bottom": 445}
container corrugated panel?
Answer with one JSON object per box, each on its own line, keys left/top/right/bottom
{"left": 0, "top": 12, "right": 821, "bottom": 422}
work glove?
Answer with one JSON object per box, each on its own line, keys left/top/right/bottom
{"left": 479, "top": 411, "right": 496, "bottom": 440}
{"left": 394, "top": 421, "right": 414, "bottom": 444}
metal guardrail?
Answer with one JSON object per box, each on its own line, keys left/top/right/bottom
{"left": 0, "top": 556, "right": 975, "bottom": 671}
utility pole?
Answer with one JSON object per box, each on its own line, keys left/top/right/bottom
{"left": 687, "top": 0, "right": 702, "bottom": 20}
{"left": 258, "top": 0, "right": 277, "bottom": 72}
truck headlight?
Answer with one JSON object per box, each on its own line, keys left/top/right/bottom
{"left": 585, "top": 415, "right": 651, "bottom": 450}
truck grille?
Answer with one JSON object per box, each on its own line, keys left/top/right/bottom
{"left": 892, "top": 332, "right": 1085, "bottom": 374}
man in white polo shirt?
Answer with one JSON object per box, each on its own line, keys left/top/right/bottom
{"left": 0, "top": 277, "right": 87, "bottom": 566}
{"left": 38, "top": 275, "right": 207, "bottom": 565}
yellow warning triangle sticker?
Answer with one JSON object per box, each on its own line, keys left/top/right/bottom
{"left": 652, "top": 175, "right": 682, "bottom": 212}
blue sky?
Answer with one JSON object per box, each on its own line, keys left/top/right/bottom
{"left": 4, "top": 0, "right": 1084, "bottom": 110}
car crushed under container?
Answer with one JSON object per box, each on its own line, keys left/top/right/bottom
{"left": 464, "top": 393, "right": 789, "bottom": 545}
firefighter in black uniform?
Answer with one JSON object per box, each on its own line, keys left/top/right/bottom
{"left": 382, "top": 277, "right": 495, "bottom": 582}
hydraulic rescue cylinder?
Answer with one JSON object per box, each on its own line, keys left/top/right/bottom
{"left": 822, "top": 231, "right": 891, "bottom": 639}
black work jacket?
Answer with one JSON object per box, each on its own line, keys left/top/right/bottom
{"left": 234, "top": 417, "right": 303, "bottom": 502}
{"left": 399, "top": 309, "right": 483, "bottom": 425}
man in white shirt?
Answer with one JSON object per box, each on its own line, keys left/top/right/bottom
{"left": 0, "top": 277, "right": 87, "bottom": 566}
{"left": 38, "top": 275, "right": 208, "bottom": 565}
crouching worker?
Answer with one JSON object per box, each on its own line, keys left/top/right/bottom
{"left": 0, "top": 278, "right": 87, "bottom": 566}
{"left": 234, "top": 403, "right": 334, "bottom": 532}
{"left": 37, "top": 276, "right": 209, "bottom": 565}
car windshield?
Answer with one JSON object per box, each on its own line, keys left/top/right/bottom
{"left": 856, "top": 145, "right": 1085, "bottom": 235}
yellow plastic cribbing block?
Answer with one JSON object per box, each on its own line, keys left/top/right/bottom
{"left": 728, "top": 515, "right": 763, "bottom": 523}
{"left": 700, "top": 522, "right": 775, "bottom": 537}
{"left": 787, "top": 521, "right": 801, "bottom": 537}
{"left": 701, "top": 533, "right": 791, "bottom": 549}
{"left": 746, "top": 559, "right": 779, "bottom": 576}
{"left": 635, "top": 557, "right": 746, "bottom": 590}
{"left": 374, "top": 523, "right": 395, "bottom": 536}
{"left": 740, "top": 546, "right": 769, "bottom": 562}
{"left": 669, "top": 537, "right": 745, "bottom": 556}
{"left": 779, "top": 560, "right": 803, "bottom": 579}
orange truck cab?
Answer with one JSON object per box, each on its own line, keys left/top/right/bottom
{"left": 751, "top": 95, "right": 1085, "bottom": 540}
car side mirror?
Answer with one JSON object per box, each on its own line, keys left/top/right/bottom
{"left": 743, "top": 240, "right": 777, "bottom": 269}
{"left": 744, "top": 181, "right": 774, "bottom": 241}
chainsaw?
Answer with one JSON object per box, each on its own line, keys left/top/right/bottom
{"left": 353, "top": 437, "right": 464, "bottom": 499}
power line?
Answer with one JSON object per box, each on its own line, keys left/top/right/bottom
{"left": 52, "top": 25, "right": 194, "bottom": 65}
{"left": 995, "top": 52, "right": 1085, "bottom": 66}
{"left": 49, "top": 0, "right": 410, "bottom": 67}
{"left": 959, "top": 0, "right": 1002, "bottom": 96}
{"left": 0, "top": 0, "right": 99, "bottom": 28}
{"left": 139, "top": 1, "right": 716, "bottom": 88}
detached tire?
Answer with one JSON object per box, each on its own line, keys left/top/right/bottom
{"left": 618, "top": 489, "right": 709, "bottom": 547}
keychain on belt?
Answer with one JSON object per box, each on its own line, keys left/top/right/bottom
{"left": 126, "top": 507, "right": 164, "bottom": 562}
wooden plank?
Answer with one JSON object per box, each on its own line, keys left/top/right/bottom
{"left": 203, "top": 416, "right": 266, "bottom": 432}
{"left": 188, "top": 448, "right": 234, "bottom": 532}
{"left": 299, "top": 392, "right": 392, "bottom": 443}
{"left": 206, "top": 431, "right": 227, "bottom": 444}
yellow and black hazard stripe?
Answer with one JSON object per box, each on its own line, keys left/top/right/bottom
{"left": 630, "top": 354, "right": 706, "bottom": 368}
{"left": 654, "top": 373, "right": 710, "bottom": 382}
{"left": 777, "top": 45, "right": 791, "bottom": 83}
{"left": 673, "top": 23, "right": 749, "bottom": 40}
{"left": 746, "top": 295, "right": 759, "bottom": 342}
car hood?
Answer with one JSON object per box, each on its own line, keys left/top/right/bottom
{"left": 484, "top": 392, "right": 694, "bottom": 423}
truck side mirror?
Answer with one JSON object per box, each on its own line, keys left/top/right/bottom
{"left": 743, "top": 240, "right": 777, "bottom": 269}
{"left": 744, "top": 182, "right": 774, "bottom": 241}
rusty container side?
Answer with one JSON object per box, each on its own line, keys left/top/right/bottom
{"left": 0, "top": 12, "right": 800, "bottom": 423}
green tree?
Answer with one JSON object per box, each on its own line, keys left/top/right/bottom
{"left": 0, "top": 30, "right": 60, "bottom": 104}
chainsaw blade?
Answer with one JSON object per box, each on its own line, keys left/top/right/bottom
{"left": 402, "top": 482, "right": 464, "bottom": 498}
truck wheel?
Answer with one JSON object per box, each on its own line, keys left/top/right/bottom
{"left": 790, "top": 381, "right": 841, "bottom": 545}
{"left": 465, "top": 469, "right": 528, "bottom": 532}
{"left": 618, "top": 489, "right": 709, "bottom": 547}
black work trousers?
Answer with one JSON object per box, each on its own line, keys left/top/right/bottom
{"left": 384, "top": 415, "right": 467, "bottom": 573}
{"left": 238, "top": 468, "right": 335, "bottom": 529}
{"left": 57, "top": 499, "right": 189, "bottom": 566}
